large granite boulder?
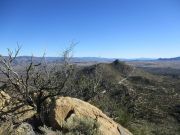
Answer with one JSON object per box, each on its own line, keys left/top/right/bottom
{"left": 48, "top": 97, "right": 132, "bottom": 135}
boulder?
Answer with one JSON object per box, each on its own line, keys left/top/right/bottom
{"left": 0, "top": 122, "right": 35, "bottom": 135}
{"left": 48, "top": 97, "right": 132, "bottom": 135}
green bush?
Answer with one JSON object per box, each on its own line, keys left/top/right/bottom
{"left": 62, "top": 117, "right": 100, "bottom": 135}
{"left": 40, "top": 117, "right": 100, "bottom": 135}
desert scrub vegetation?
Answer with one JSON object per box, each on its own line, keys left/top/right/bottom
{"left": 61, "top": 117, "right": 100, "bottom": 135}
{"left": 90, "top": 94, "right": 133, "bottom": 128}
{"left": 39, "top": 117, "right": 100, "bottom": 135}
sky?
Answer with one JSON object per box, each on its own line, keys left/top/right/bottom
{"left": 0, "top": 0, "right": 180, "bottom": 58}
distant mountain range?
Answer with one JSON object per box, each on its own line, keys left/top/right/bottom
{"left": 3, "top": 56, "right": 180, "bottom": 65}
{"left": 13, "top": 56, "right": 157, "bottom": 63}
{"left": 158, "top": 57, "right": 180, "bottom": 61}
{"left": 14, "top": 56, "right": 116, "bottom": 63}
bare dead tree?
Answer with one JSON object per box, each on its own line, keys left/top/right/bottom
{"left": 0, "top": 44, "right": 75, "bottom": 118}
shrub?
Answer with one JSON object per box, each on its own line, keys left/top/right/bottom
{"left": 39, "top": 117, "right": 100, "bottom": 135}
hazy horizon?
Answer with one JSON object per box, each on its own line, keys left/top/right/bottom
{"left": 1, "top": 0, "right": 180, "bottom": 58}
{"left": 1, "top": 54, "right": 178, "bottom": 60}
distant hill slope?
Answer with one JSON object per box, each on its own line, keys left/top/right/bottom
{"left": 70, "top": 60, "right": 180, "bottom": 135}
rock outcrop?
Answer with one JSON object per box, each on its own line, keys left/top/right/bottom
{"left": 0, "top": 122, "right": 35, "bottom": 135}
{"left": 0, "top": 91, "right": 133, "bottom": 135}
{"left": 0, "top": 91, "right": 36, "bottom": 123}
{"left": 0, "top": 91, "right": 11, "bottom": 109}
{"left": 0, "top": 122, "right": 13, "bottom": 135}
{"left": 48, "top": 97, "right": 132, "bottom": 135}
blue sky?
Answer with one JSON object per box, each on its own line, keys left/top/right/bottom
{"left": 0, "top": 0, "right": 180, "bottom": 58}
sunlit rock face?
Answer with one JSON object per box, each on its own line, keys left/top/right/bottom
{"left": 48, "top": 96, "right": 133, "bottom": 135}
